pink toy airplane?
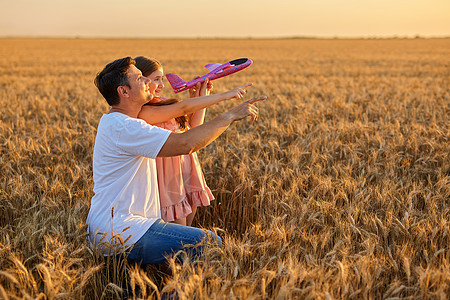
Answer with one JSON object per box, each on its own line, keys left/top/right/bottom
{"left": 166, "top": 58, "right": 253, "bottom": 93}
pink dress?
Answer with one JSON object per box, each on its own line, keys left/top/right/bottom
{"left": 150, "top": 102, "right": 215, "bottom": 222}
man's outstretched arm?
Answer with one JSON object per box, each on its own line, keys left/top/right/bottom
{"left": 157, "top": 96, "right": 266, "bottom": 157}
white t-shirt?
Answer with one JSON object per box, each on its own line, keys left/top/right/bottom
{"left": 86, "top": 112, "right": 171, "bottom": 254}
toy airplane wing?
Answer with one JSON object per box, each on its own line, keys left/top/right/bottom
{"left": 166, "top": 58, "right": 252, "bottom": 93}
{"left": 205, "top": 63, "right": 222, "bottom": 71}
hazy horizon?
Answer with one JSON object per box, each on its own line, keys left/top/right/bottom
{"left": 1, "top": 0, "right": 449, "bottom": 38}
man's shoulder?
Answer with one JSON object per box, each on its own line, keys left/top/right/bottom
{"left": 99, "top": 112, "right": 170, "bottom": 138}
{"left": 99, "top": 112, "right": 144, "bottom": 129}
{"left": 96, "top": 112, "right": 171, "bottom": 157}
{"left": 100, "top": 112, "right": 129, "bottom": 123}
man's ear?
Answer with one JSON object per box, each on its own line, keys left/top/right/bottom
{"left": 117, "top": 86, "right": 129, "bottom": 98}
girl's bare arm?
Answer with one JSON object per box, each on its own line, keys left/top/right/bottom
{"left": 138, "top": 82, "right": 251, "bottom": 125}
{"left": 158, "top": 96, "right": 266, "bottom": 157}
{"left": 188, "top": 79, "right": 212, "bottom": 128}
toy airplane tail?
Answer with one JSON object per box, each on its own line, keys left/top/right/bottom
{"left": 165, "top": 73, "right": 188, "bottom": 92}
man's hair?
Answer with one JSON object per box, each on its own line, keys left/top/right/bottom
{"left": 94, "top": 57, "right": 136, "bottom": 106}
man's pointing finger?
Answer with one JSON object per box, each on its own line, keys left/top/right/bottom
{"left": 248, "top": 96, "right": 267, "bottom": 104}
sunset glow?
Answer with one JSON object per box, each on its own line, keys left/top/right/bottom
{"left": 1, "top": 0, "right": 449, "bottom": 38}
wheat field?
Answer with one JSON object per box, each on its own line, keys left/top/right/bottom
{"left": 0, "top": 38, "right": 449, "bottom": 299}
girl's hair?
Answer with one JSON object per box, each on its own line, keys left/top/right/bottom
{"left": 134, "top": 56, "right": 188, "bottom": 130}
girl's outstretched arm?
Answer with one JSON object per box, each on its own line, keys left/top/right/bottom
{"left": 138, "top": 82, "right": 251, "bottom": 125}
{"left": 189, "top": 78, "right": 213, "bottom": 128}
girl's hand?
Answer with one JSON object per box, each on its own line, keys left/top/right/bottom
{"left": 204, "top": 79, "right": 213, "bottom": 96}
{"left": 189, "top": 77, "right": 213, "bottom": 98}
{"left": 225, "top": 83, "right": 253, "bottom": 100}
{"left": 198, "top": 78, "right": 212, "bottom": 96}
{"left": 189, "top": 80, "right": 201, "bottom": 98}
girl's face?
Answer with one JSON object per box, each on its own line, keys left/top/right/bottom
{"left": 146, "top": 68, "right": 164, "bottom": 97}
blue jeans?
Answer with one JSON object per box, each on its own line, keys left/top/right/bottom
{"left": 126, "top": 219, "right": 222, "bottom": 267}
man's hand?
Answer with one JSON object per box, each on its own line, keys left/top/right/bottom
{"left": 158, "top": 95, "right": 267, "bottom": 157}
{"left": 224, "top": 96, "right": 267, "bottom": 122}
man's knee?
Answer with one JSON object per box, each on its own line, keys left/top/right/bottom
{"left": 187, "top": 228, "right": 222, "bottom": 249}
{"left": 204, "top": 230, "right": 222, "bottom": 248}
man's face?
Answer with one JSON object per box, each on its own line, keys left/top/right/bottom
{"left": 125, "top": 65, "right": 153, "bottom": 105}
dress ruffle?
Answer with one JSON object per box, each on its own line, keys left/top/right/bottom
{"left": 153, "top": 114, "right": 215, "bottom": 222}
{"left": 160, "top": 197, "right": 192, "bottom": 222}
{"left": 187, "top": 187, "right": 215, "bottom": 208}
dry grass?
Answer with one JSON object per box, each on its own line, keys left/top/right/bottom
{"left": 0, "top": 38, "right": 449, "bottom": 299}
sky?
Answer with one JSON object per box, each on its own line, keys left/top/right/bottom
{"left": 0, "top": 0, "right": 449, "bottom": 38}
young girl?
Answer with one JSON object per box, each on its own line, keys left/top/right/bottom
{"left": 135, "top": 56, "right": 245, "bottom": 226}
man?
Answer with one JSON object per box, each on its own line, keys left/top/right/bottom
{"left": 87, "top": 57, "right": 265, "bottom": 266}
